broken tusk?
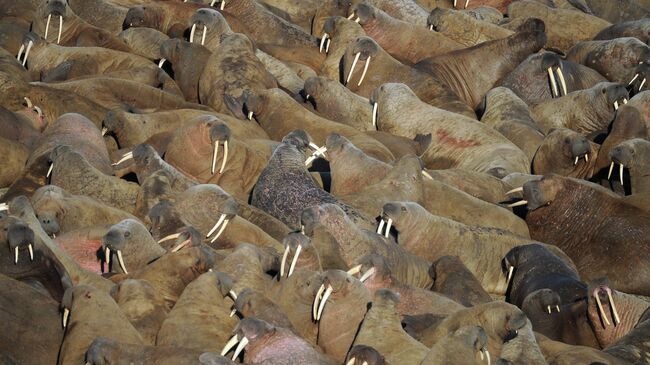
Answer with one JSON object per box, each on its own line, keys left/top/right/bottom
{"left": 229, "top": 290, "right": 237, "bottom": 301}
{"left": 62, "top": 307, "right": 70, "bottom": 328}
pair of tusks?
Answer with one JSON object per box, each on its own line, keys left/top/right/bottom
{"left": 319, "top": 33, "right": 331, "bottom": 54}
{"left": 210, "top": 0, "right": 226, "bottom": 10}
{"left": 613, "top": 98, "right": 628, "bottom": 111}
{"left": 594, "top": 289, "right": 621, "bottom": 326}
{"left": 547, "top": 305, "right": 561, "bottom": 314}
{"left": 157, "top": 233, "right": 192, "bottom": 252}
{"left": 346, "top": 52, "right": 371, "bottom": 87}
{"left": 211, "top": 140, "right": 229, "bottom": 174}
{"left": 347, "top": 265, "right": 375, "bottom": 283}
{"left": 629, "top": 73, "right": 647, "bottom": 92}
{"left": 13, "top": 244, "right": 34, "bottom": 264}
{"left": 104, "top": 246, "right": 128, "bottom": 274}
{"left": 305, "top": 142, "right": 327, "bottom": 166}
{"left": 505, "top": 187, "right": 525, "bottom": 208}
{"left": 206, "top": 213, "right": 230, "bottom": 243}
{"left": 280, "top": 244, "right": 302, "bottom": 278}
{"left": 112, "top": 151, "right": 134, "bottom": 166}
{"left": 547, "top": 66, "right": 568, "bottom": 98}
{"left": 221, "top": 334, "right": 248, "bottom": 361}
{"left": 573, "top": 153, "right": 589, "bottom": 165}
{"left": 376, "top": 217, "right": 392, "bottom": 238}
{"left": 16, "top": 40, "right": 34, "bottom": 67}
{"left": 313, "top": 283, "right": 333, "bottom": 321}
{"left": 607, "top": 161, "right": 626, "bottom": 186}
{"left": 479, "top": 348, "right": 490, "bottom": 365}
{"left": 347, "top": 12, "right": 361, "bottom": 23}
{"left": 453, "top": 0, "right": 471, "bottom": 8}
{"left": 44, "top": 14, "right": 64, "bottom": 44}
{"left": 189, "top": 24, "right": 208, "bottom": 46}
{"left": 346, "top": 359, "right": 368, "bottom": 365}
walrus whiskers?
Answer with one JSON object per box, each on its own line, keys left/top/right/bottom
{"left": 547, "top": 67, "right": 558, "bottom": 97}
{"left": 22, "top": 40, "right": 33, "bottom": 67}
{"left": 45, "top": 14, "right": 52, "bottom": 40}
{"left": 319, "top": 33, "right": 329, "bottom": 53}
{"left": 507, "top": 200, "right": 527, "bottom": 208}
{"left": 189, "top": 23, "right": 197, "bottom": 43}
{"left": 158, "top": 58, "right": 166, "bottom": 68}
{"left": 604, "top": 288, "right": 621, "bottom": 325}
{"left": 358, "top": 56, "right": 370, "bottom": 86}
{"left": 346, "top": 52, "right": 361, "bottom": 85}
{"left": 594, "top": 292, "right": 611, "bottom": 326}
{"left": 555, "top": 67, "right": 568, "bottom": 96}
{"left": 201, "top": 26, "right": 208, "bottom": 46}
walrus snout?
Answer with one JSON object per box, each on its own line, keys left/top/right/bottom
{"left": 522, "top": 180, "right": 547, "bottom": 211}
{"left": 300, "top": 206, "right": 321, "bottom": 235}
{"left": 351, "top": 2, "right": 375, "bottom": 24}
{"left": 102, "top": 227, "right": 128, "bottom": 251}
{"left": 503, "top": 312, "right": 527, "bottom": 342}
{"left": 427, "top": 8, "right": 447, "bottom": 32}
{"left": 86, "top": 337, "right": 119, "bottom": 365}
{"left": 569, "top": 136, "right": 590, "bottom": 159}
{"left": 209, "top": 122, "right": 231, "bottom": 144}
{"left": 604, "top": 83, "right": 629, "bottom": 107}
{"left": 45, "top": 0, "right": 67, "bottom": 17}
{"left": 49, "top": 144, "right": 74, "bottom": 163}
{"left": 7, "top": 221, "right": 35, "bottom": 255}
{"left": 37, "top": 213, "right": 60, "bottom": 236}
{"left": 381, "top": 202, "right": 403, "bottom": 220}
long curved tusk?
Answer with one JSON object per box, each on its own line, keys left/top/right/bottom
{"left": 313, "top": 283, "right": 325, "bottom": 320}
{"left": 619, "top": 163, "right": 624, "bottom": 186}
{"left": 45, "top": 14, "right": 52, "bottom": 40}
{"left": 158, "top": 58, "right": 166, "bottom": 68}
{"left": 189, "top": 23, "right": 196, "bottom": 43}
{"left": 158, "top": 233, "right": 180, "bottom": 244}
{"left": 221, "top": 334, "right": 239, "bottom": 356}
{"left": 358, "top": 56, "right": 370, "bottom": 86}
{"left": 117, "top": 250, "right": 128, "bottom": 274}
{"left": 595, "top": 293, "right": 611, "bottom": 326}
{"left": 325, "top": 38, "right": 331, "bottom": 53}
{"left": 507, "top": 200, "right": 527, "bottom": 208}
{"left": 207, "top": 213, "right": 227, "bottom": 238}
{"left": 22, "top": 40, "right": 33, "bottom": 67}
{"left": 231, "top": 336, "right": 248, "bottom": 361}
{"left": 506, "top": 187, "right": 524, "bottom": 195}
{"left": 201, "top": 26, "right": 207, "bottom": 46}
{"left": 288, "top": 244, "right": 301, "bottom": 277}
{"left": 210, "top": 219, "right": 229, "bottom": 243}
{"left": 607, "top": 161, "right": 614, "bottom": 180}
{"left": 319, "top": 33, "right": 329, "bottom": 53}
{"left": 359, "top": 267, "right": 375, "bottom": 283}
{"left": 556, "top": 67, "right": 568, "bottom": 96}
{"left": 606, "top": 289, "right": 621, "bottom": 325}
{"left": 346, "top": 52, "right": 361, "bottom": 85}
{"left": 547, "top": 67, "right": 558, "bottom": 97}
{"left": 211, "top": 140, "right": 219, "bottom": 175}
{"left": 316, "top": 285, "right": 333, "bottom": 320}
{"left": 14, "top": 246, "right": 19, "bottom": 265}
{"left": 384, "top": 218, "right": 392, "bottom": 238}
{"left": 219, "top": 140, "right": 228, "bottom": 174}
{"left": 170, "top": 239, "right": 190, "bottom": 253}
{"left": 280, "top": 245, "right": 290, "bottom": 277}
{"left": 57, "top": 16, "right": 63, "bottom": 44}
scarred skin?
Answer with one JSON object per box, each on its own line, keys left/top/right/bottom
{"left": 426, "top": 7, "right": 513, "bottom": 47}
{"left": 301, "top": 203, "right": 433, "bottom": 289}
{"left": 130, "top": 246, "right": 216, "bottom": 310}
{"left": 586, "top": 278, "right": 650, "bottom": 349}
{"left": 341, "top": 36, "right": 475, "bottom": 117}
{"left": 506, "top": 0, "right": 611, "bottom": 51}
{"left": 221, "top": 0, "right": 326, "bottom": 71}
{"left": 164, "top": 120, "right": 269, "bottom": 200}
{"left": 372, "top": 83, "right": 529, "bottom": 176}
{"left": 244, "top": 88, "right": 394, "bottom": 162}
{"left": 566, "top": 37, "right": 650, "bottom": 85}
{"left": 58, "top": 285, "right": 145, "bottom": 365}
{"left": 352, "top": 3, "right": 462, "bottom": 64}
{"left": 30, "top": 0, "right": 131, "bottom": 52}
{"left": 416, "top": 18, "right": 547, "bottom": 109}
{"left": 31, "top": 185, "right": 137, "bottom": 237}
{"left": 353, "top": 289, "right": 429, "bottom": 364}
{"left": 110, "top": 279, "right": 169, "bottom": 346}
{"left": 531, "top": 82, "right": 629, "bottom": 134}
{"left": 523, "top": 175, "right": 650, "bottom": 295}
{"left": 480, "top": 87, "right": 544, "bottom": 162}
{"left": 157, "top": 272, "right": 238, "bottom": 352}
{"left": 497, "top": 51, "right": 608, "bottom": 107}
{"left": 354, "top": 253, "right": 465, "bottom": 316}
{"left": 0, "top": 274, "right": 63, "bottom": 365}
{"left": 532, "top": 128, "right": 599, "bottom": 179}
{"left": 382, "top": 201, "right": 533, "bottom": 295}
{"left": 429, "top": 255, "right": 493, "bottom": 307}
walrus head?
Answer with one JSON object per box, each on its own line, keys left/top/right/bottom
{"left": 313, "top": 0, "right": 353, "bottom": 37}
{"left": 346, "top": 345, "right": 386, "bottom": 365}
{"left": 312, "top": 269, "right": 368, "bottom": 322}
{"left": 349, "top": 2, "right": 378, "bottom": 25}
{"left": 627, "top": 62, "right": 649, "bottom": 96}
{"left": 122, "top": 6, "right": 152, "bottom": 31}
{"left": 6, "top": 220, "right": 35, "bottom": 265}
{"left": 281, "top": 130, "right": 312, "bottom": 151}
{"left": 32, "top": 186, "right": 65, "bottom": 237}
{"left": 608, "top": 138, "right": 650, "bottom": 191}
{"left": 279, "top": 232, "right": 320, "bottom": 278}
{"left": 600, "top": 82, "right": 630, "bottom": 112}
{"left": 520, "top": 175, "right": 566, "bottom": 211}
{"left": 343, "top": 37, "right": 380, "bottom": 88}
{"left": 221, "top": 317, "right": 276, "bottom": 361}
{"left": 101, "top": 219, "right": 151, "bottom": 274}
{"left": 208, "top": 121, "right": 232, "bottom": 175}
{"left": 369, "top": 83, "right": 416, "bottom": 130}
{"left": 17, "top": 32, "right": 46, "bottom": 69}
{"left": 188, "top": 8, "right": 231, "bottom": 46}
{"left": 349, "top": 253, "right": 391, "bottom": 287}
{"left": 132, "top": 144, "right": 159, "bottom": 170}
{"left": 532, "top": 128, "right": 594, "bottom": 177}
{"left": 426, "top": 7, "right": 451, "bottom": 32}
{"left": 587, "top": 277, "right": 622, "bottom": 331}
{"left": 522, "top": 289, "right": 562, "bottom": 315}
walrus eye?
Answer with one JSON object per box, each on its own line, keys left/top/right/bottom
{"left": 124, "top": 231, "right": 131, "bottom": 238}
{"left": 400, "top": 207, "right": 406, "bottom": 212}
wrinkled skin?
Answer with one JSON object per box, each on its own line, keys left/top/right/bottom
{"left": 532, "top": 128, "right": 599, "bottom": 179}
{"left": 429, "top": 255, "right": 493, "bottom": 307}
{"left": 426, "top": 7, "right": 513, "bottom": 47}
{"left": 101, "top": 219, "right": 166, "bottom": 275}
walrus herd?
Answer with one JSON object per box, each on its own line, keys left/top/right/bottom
{"left": 1, "top": 0, "right": 650, "bottom": 364}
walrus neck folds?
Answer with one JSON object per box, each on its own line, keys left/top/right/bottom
{"left": 224, "top": 0, "right": 256, "bottom": 17}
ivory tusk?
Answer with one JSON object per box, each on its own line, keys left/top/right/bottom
{"left": 14, "top": 246, "right": 19, "bottom": 265}
{"left": 316, "top": 285, "right": 333, "bottom": 320}
{"left": 372, "top": 102, "right": 378, "bottom": 128}
{"left": 556, "top": 67, "right": 568, "bottom": 96}
{"left": 211, "top": 140, "right": 219, "bottom": 175}
{"left": 628, "top": 73, "right": 639, "bottom": 85}
{"left": 547, "top": 67, "right": 558, "bottom": 97}
{"left": 57, "top": 16, "right": 62, "bottom": 44}
{"left": 189, "top": 23, "right": 196, "bottom": 43}
{"left": 220, "top": 0, "right": 225, "bottom": 10}
{"left": 620, "top": 163, "right": 624, "bottom": 186}
{"left": 22, "top": 40, "right": 33, "bottom": 67}
{"left": 105, "top": 247, "right": 111, "bottom": 267}
{"left": 158, "top": 233, "right": 180, "bottom": 244}
{"left": 231, "top": 336, "right": 248, "bottom": 361}
{"left": 595, "top": 294, "right": 611, "bottom": 326}
{"left": 429, "top": 24, "right": 433, "bottom": 31}
{"left": 507, "top": 200, "right": 527, "bottom": 208}
{"left": 207, "top": 213, "right": 227, "bottom": 238}
{"left": 280, "top": 245, "right": 290, "bottom": 277}
{"left": 47, "top": 163, "right": 54, "bottom": 178}
{"left": 376, "top": 219, "right": 385, "bottom": 234}
{"left": 506, "top": 266, "right": 514, "bottom": 285}
{"left": 347, "top": 264, "right": 362, "bottom": 276}
{"left": 465, "top": 0, "right": 470, "bottom": 8}
{"left": 221, "top": 334, "right": 239, "bottom": 356}
{"left": 158, "top": 58, "right": 166, "bottom": 68}
{"left": 607, "top": 161, "right": 614, "bottom": 180}
{"left": 346, "top": 52, "right": 361, "bottom": 85}
{"left": 359, "top": 267, "right": 375, "bottom": 283}
{"left": 17, "top": 44, "right": 24, "bottom": 61}
{"left": 346, "top": 359, "right": 356, "bottom": 365}
{"left": 210, "top": 219, "right": 229, "bottom": 243}
{"left": 574, "top": 156, "right": 579, "bottom": 165}
{"left": 313, "top": 284, "right": 325, "bottom": 320}
{"left": 319, "top": 33, "right": 329, "bottom": 53}
{"left": 384, "top": 218, "right": 392, "bottom": 238}
{"left": 288, "top": 244, "right": 301, "bottom": 277}
{"left": 219, "top": 140, "right": 228, "bottom": 174}
{"left": 201, "top": 26, "right": 207, "bottom": 46}
{"left": 45, "top": 14, "right": 52, "bottom": 40}
{"left": 606, "top": 290, "right": 621, "bottom": 325}
{"left": 101, "top": 127, "right": 108, "bottom": 136}
{"left": 28, "top": 244, "right": 33, "bottom": 261}
{"left": 112, "top": 152, "right": 133, "bottom": 166}
{"left": 62, "top": 308, "right": 70, "bottom": 328}
{"left": 358, "top": 56, "right": 370, "bottom": 86}
{"left": 325, "top": 38, "right": 331, "bottom": 53}
{"left": 422, "top": 170, "right": 434, "bottom": 180}
{"left": 170, "top": 239, "right": 190, "bottom": 253}
{"left": 229, "top": 290, "right": 237, "bottom": 301}
{"left": 506, "top": 187, "right": 523, "bottom": 195}
{"left": 117, "top": 250, "right": 128, "bottom": 274}
{"left": 614, "top": 101, "right": 619, "bottom": 110}
{"left": 639, "top": 78, "right": 646, "bottom": 91}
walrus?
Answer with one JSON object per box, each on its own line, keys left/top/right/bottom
{"left": 159, "top": 38, "right": 212, "bottom": 103}
{"left": 199, "top": 32, "right": 278, "bottom": 117}
{"left": 497, "top": 51, "right": 608, "bottom": 107}
{"left": 532, "top": 128, "right": 599, "bottom": 179}
{"left": 58, "top": 285, "right": 145, "bottom": 365}
{"left": 0, "top": 273, "right": 64, "bottom": 365}
{"left": 243, "top": 87, "right": 395, "bottom": 162}
{"left": 341, "top": 36, "right": 476, "bottom": 117}
{"left": 301, "top": 203, "right": 433, "bottom": 289}
{"left": 220, "top": 317, "right": 337, "bottom": 364}
{"left": 429, "top": 255, "right": 494, "bottom": 307}
{"left": 85, "top": 337, "right": 206, "bottom": 365}
{"left": 584, "top": 0, "right": 650, "bottom": 23}
{"left": 101, "top": 219, "right": 166, "bottom": 275}
{"left": 0, "top": 136, "right": 29, "bottom": 189}
{"left": 119, "top": 27, "right": 170, "bottom": 61}
{"left": 217, "top": 243, "right": 277, "bottom": 295}
{"left": 110, "top": 278, "right": 169, "bottom": 346}
{"left": 31, "top": 185, "right": 137, "bottom": 237}
{"left": 233, "top": 288, "right": 297, "bottom": 333}
{"left": 352, "top": 289, "right": 429, "bottom": 364}
{"left": 277, "top": 233, "right": 323, "bottom": 276}
{"left": 518, "top": 174, "right": 650, "bottom": 295}
{"left": 535, "top": 333, "right": 628, "bottom": 365}
{"left": 122, "top": 2, "right": 204, "bottom": 37}
{"left": 480, "top": 87, "right": 545, "bottom": 162}
{"left": 220, "top": 0, "right": 326, "bottom": 72}
{"left": 603, "top": 313, "right": 650, "bottom": 364}
{"left": 566, "top": 37, "right": 650, "bottom": 85}
{"left": 67, "top": 0, "right": 127, "bottom": 33}
{"left": 156, "top": 271, "right": 238, "bottom": 352}
{"left": 505, "top": 0, "right": 611, "bottom": 51}
{"left": 426, "top": 7, "right": 513, "bottom": 47}
{"left": 531, "top": 82, "right": 629, "bottom": 134}
{"left": 251, "top": 130, "right": 374, "bottom": 231}
{"left": 594, "top": 19, "right": 650, "bottom": 44}
{"left": 30, "top": 0, "right": 131, "bottom": 52}
{"left": 316, "top": 16, "right": 367, "bottom": 81}
{"left": 371, "top": 83, "right": 530, "bottom": 176}
{"left": 49, "top": 146, "right": 139, "bottom": 214}
{"left": 0, "top": 103, "right": 46, "bottom": 149}
{"left": 350, "top": 3, "right": 463, "bottom": 64}
{"left": 421, "top": 325, "right": 491, "bottom": 365}
{"left": 351, "top": 0, "right": 429, "bottom": 26}
{"left": 608, "top": 138, "right": 650, "bottom": 196}
{"left": 415, "top": 18, "right": 547, "bottom": 109}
